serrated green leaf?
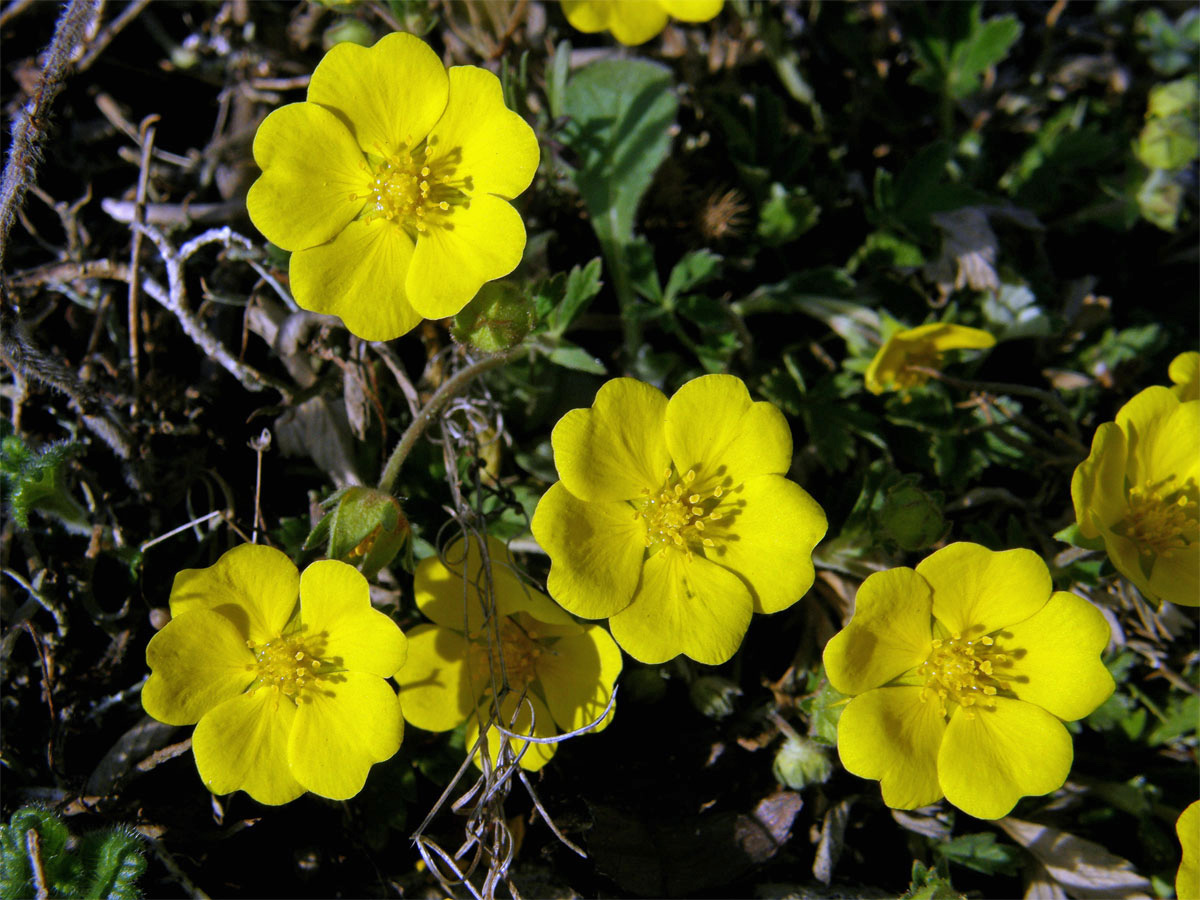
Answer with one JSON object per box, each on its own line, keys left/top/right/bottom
{"left": 935, "top": 832, "right": 1021, "bottom": 876}
{"left": 663, "top": 250, "right": 722, "bottom": 309}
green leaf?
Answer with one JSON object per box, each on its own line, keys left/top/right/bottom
{"left": 909, "top": 3, "right": 1022, "bottom": 100}
{"left": 546, "top": 342, "right": 607, "bottom": 375}
{"left": 663, "top": 250, "right": 723, "bottom": 310}
{"left": 549, "top": 257, "right": 604, "bottom": 333}
{"left": 563, "top": 59, "right": 678, "bottom": 252}
{"left": 756, "top": 183, "right": 820, "bottom": 247}
{"left": 902, "top": 861, "right": 964, "bottom": 900}
{"left": 1054, "top": 522, "right": 1106, "bottom": 552}
{"left": 935, "top": 832, "right": 1021, "bottom": 876}
{"left": 79, "top": 829, "right": 147, "bottom": 900}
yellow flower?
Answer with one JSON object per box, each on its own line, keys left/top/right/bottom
{"left": 531, "top": 375, "right": 827, "bottom": 665}
{"left": 1179, "top": 801, "right": 1200, "bottom": 900}
{"left": 1072, "top": 386, "right": 1199, "bottom": 607}
{"left": 822, "top": 543, "right": 1114, "bottom": 819}
{"left": 1170, "top": 351, "right": 1200, "bottom": 402}
{"left": 246, "top": 33, "right": 539, "bottom": 341}
{"left": 562, "top": 0, "right": 723, "bottom": 46}
{"left": 142, "top": 545, "right": 407, "bottom": 805}
{"left": 396, "top": 536, "right": 622, "bottom": 771}
{"left": 864, "top": 323, "right": 996, "bottom": 395}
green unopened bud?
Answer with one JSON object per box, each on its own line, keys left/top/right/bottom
{"left": 0, "top": 434, "right": 89, "bottom": 535}
{"left": 876, "top": 481, "right": 946, "bottom": 551}
{"left": 622, "top": 666, "right": 668, "bottom": 703}
{"left": 689, "top": 675, "right": 742, "bottom": 720}
{"left": 451, "top": 282, "right": 534, "bottom": 353}
{"left": 772, "top": 734, "right": 833, "bottom": 790}
{"left": 322, "top": 18, "right": 375, "bottom": 51}
{"left": 305, "top": 487, "right": 412, "bottom": 578}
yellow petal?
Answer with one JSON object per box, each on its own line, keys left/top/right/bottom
{"left": 468, "top": 693, "right": 556, "bottom": 772}
{"left": 288, "top": 671, "right": 404, "bottom": 800}
{"left": 836, "top": 686, "right": 945, "bottom": 810}
{"left": 246, "top": 102, "right": 369, "bottom": 251}
{"left": 306, "top": 32, "right": 448, "bottom": 157}
{"left": 532, "top": 483, "right": 646, "bottom": 619}
{"left": 193, "top": 689, "right": 305, "bottom": 806}
{"left": 536, "top": 624, "right": 623, "bottom": 733}
{"left": 823, "top": 568, "right": 934, "bottom": 696}
{"left": 393, "top": 624, "right": 473, "bottom": 732}
{"left": 905, "top": 322, "right": 996, "bottom": 352}
{"left": 561, "top": 0, "right": 611, "bottom": 33}
{"left": 1071, "top": 421, "right": 1129, "bottom": 537}
{"left": 660, "top": 0, "right": 724, "bottom": 21}
{"left": 1169, "top": 351, "right": 1200, "bottom": 402}
{"left": 415, "top": 535, "right": 574, "bottom": 633}
{"left": 665, "top": 374, "right": 792, "bottom": 486}
{"left": 289, "top": 218, "right": 421, "bottom": 341}
{"left": 169, "top": 544, "right": 299, "bottom": 644}
{"left": 406, "top": 195, "right": 527, "bottom": 319}
{"left": 1001, "top": 590, "right": 1114, "bottom": 720}
{"left": 604, "top": 0, "right": 671, "bottom": 44}
{"left": 703, "top": 474, "right": 826, "bottom": 614}
{"left": 1102, "top": 528, "right": 1200, "bottom": 609}
{"left": 609, "top": 549, "right": 752, "bottom": 665}
{"left": 937, "top": 697, "right": 1072, "bottom": 819}
{"left": 916, "top": 543, "right": 1051, "bottom": 636}
{"left": 1118, "top": 386, "right": 1200, "bottom": 487}
{"left": 1177, "top": 801, "right": 1200, "bottom": 900}
{"left": 429, "top": 66, "right": 539, "bottom": 199}
{"left": 552, "top": 378, "right": 670, "bottom": 503}
{"left": 142, "top": 609, "right": 255, "bottom": 726}
{"left": 299, "top": 560, "right": 407, "bottom": 677}
{"left": 865, "top": 323, "right": 994, "bottom": 394}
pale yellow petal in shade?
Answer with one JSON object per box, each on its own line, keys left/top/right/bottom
{"left": 1103, "top": 528, "right": 1200, "bottom": 609}
{"left": 562, "top": 0, "right": 670, "bottom": 44}
{"left": 468, "top": 693, "right": 557, "bottom": 772}
{"left": 1115, "top": 386, "right": 1196, "bottom": 486}
{"left": 836, "top": 686, "right": 945, "bottom": 810}
{"left": 288, "top": 671, "right": 404, "bottom": 800}
{"left": 415, "top": 536, "right": 575, "bottom": 634}
{"left": 393, "top": 625, "right": 473, "bottom": 732}
{"left": 537, "top": 624, "right": 623, "bottom": 733}
{"left": 609, "top": 550, "right": 753, "bottom": 665}
{"left": 660, "top": 0, "right": 724, "bottom": 21}
{"left": 298, "top": 560, "right": 406, "bottom": 678}
{"left": 1001, "top": 591, "right": 1114, "bottom": 721}
{"left": 938, "top": 697, "right": 1073, "bottom": 819}
{"left": 551, "top": 378, "right": 670, "bottom": 503}
{"left": 865, "top": 324, "right": 995, "bottom": 395}
{"left": 429, "top": 67, "right": 539, "bottom": 199}
{"left": 247, "top": 103, "right": 370, "bottom": 252}
{"left": 289, "top": 218, "right": 420, "bottom": 342}
{"left": 306, "top": 32, "right": 448, "bottom": 158}
{"left": 1170, "top": 351, "right": 1200, "bottom": 402}
{"left": 192, "top": 690, "right": 305, "bottom": 806}
{"left": 168, "top": 544, "right": 300, "bottom": 644}
{"left": 142, "top": 610, "right": 256, "bottom": 726}
{"left": 917, "top": 543, "right": 1051, "bottom": 636}
{"left": 906, "top": 322, "right": 997, "bottom": 352}
{"left": 532, "top": 484, "right": 646, "bottom": 619}
{"left": 1071, "top": 421, "right": 1129, "bottom": 537}
{"left": 405, "top": 193, "right": 526, "bottom": 319}
{"left": 823, "top": 568, "right": 934, "bottom": 696}
{"left": 703, "top": 475, "right": 826, "bottom": 614}
{"left": 1177, "top": 801, "right": 1200, "bottom": 900}
{"left": 560, "top": 0, "right": 610, "bottom": 33}
{"left": 664, "top": 375, "right": 792, "bottom": 485}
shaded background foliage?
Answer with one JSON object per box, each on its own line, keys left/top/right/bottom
{"left": 1, "top": 0, "right": 1196, "bottom": 897}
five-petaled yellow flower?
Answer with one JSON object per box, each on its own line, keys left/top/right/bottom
{"left": 1072, "top": 385, "right": 1199, "bottom": 607}
{"left": 823, "top": 543, "right": 1114, "bottom": 820}
{"left": 1170, "top": 351, "right": 1200, "bottom": 402}
{"left": 562, "top": 0, "right": 723, "bottom": 46}
{"left": 396, "top": 536, "right": 622, "bottom": 771}
{"left": 531, "top": 375, "right": 827, "bottom": 665}
{"left": 142, "top": 545, "right": 407, "bottom": 805}
{"left": 247, "top": 33, "right": 539, "bottom": 341}
{"left": 864, "top": 323, "right": 996, "bottom": 395}
{"left": 1179, "top": 801, "right": 1200, "bottom": 900}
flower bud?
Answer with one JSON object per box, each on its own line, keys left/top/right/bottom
{"left": 876, "top": 481, "right": 947, "bottom": 551}
{"left": 451, "top": 282, "right": 534, "bottom": 353}
{"left": 305, "top": 487, "right": 412, "bottom": 579}
{"left": 689, "top": 675, "right": 742, "bottom": 720}
{"left": 772, "top": 734, "right": 833, "bottom": 790}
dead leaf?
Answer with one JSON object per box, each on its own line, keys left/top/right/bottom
{"left": 997, "top": 816, "right": 1152, "bottom": 900}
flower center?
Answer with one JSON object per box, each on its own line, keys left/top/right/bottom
{"left": 632, "top": 467, "right": 725, "bottom": 557}
{"left": 1121, "top": 477, "right": 1198, "bottom": 559}
{"left": 355, "top": 143, "right": 470, "bottom": 235}
{"left": 469, "top": 618, "right": 542, "bottom": 696}
{"left": 917, "top": 630, "right": 1010, "bottom": 719}
{"left": 246, "top": 629, "right": 329, "bottom": 702}
{"left": 895, "top": 345, "right": 941, "bottom": 390}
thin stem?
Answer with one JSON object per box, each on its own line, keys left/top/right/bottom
{"left": 377, "top": 347, "right": 525, "bottom": 495}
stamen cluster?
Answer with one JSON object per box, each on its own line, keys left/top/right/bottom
{"left": 633, "top": 467, "right": 725, "bottom": 556}
{"left": 1123, "top": 477, "right": 1198, "bottom": 557}
{"left": 359, "top": 145, "right": 464, "bottom": 234}
{"left": 918, "top": 630, "right": 1010, "bottom": 719}
{"left": 469, "top": 619, "right": 543, "bottom": 696}
{"left": 246, "top": 630, "right": 327, "bottom": 701}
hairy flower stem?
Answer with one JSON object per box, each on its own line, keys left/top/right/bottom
{"left": 377, "top": 347, "right": 527, "bottom": 496}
